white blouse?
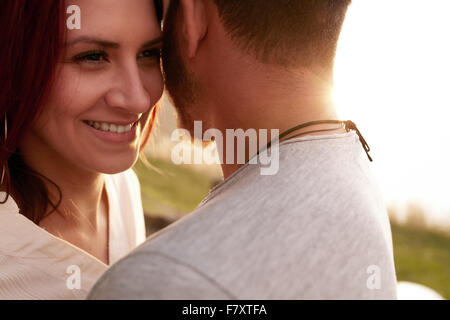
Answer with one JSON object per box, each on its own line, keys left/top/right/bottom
{"left": 0, "top": 169, "right": 145, "bottom": 300}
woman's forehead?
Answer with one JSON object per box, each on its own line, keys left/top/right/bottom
{"left": 65, "top": 0, "right": 161, "bottom": 44}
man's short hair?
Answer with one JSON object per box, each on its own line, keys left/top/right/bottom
{"left": 213, "top": 0, "right": 351, "bottom": 69}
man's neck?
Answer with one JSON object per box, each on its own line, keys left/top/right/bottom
{"left": 218, "top": 107, "right": 346, "bottom": 180}
{"left": 204, "top": 65, "right": 344, "bottom": 179}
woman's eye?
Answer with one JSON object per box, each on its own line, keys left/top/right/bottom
{"left": 138, "top": 48, "right": 161, "bottom": 61}
{"left": 73, "top": 51, "right": 108, "bottom": 64}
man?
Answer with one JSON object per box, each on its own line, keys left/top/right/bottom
{"left": 89, "top": 0, "right": 397, "bottom": 299}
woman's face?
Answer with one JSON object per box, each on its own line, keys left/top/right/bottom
{"left": 25, "top": 0, "right": 163, "bottom": 174}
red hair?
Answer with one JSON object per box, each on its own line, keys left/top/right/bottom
{"left": 0, "top": 1, "right": 160, "bottom": 224}
{"left": 0, "top": 1, "right": 66, "bottom": 223}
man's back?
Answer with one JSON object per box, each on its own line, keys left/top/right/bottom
{"left": 89, "top": 132, "right": 397, "bottom": 299}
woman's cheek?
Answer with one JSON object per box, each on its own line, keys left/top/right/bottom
{"left": 144, "top": 68, "right": 164, "bottom": 106}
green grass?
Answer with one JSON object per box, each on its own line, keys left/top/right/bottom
{"left": 134, "top": 157, "right": 450, "bottom": 299}
{"left": 391, "top": 223, "right": 450, "bottom": 299}
{"left": 133, "top": 158, "right": 213, "bottom": 219}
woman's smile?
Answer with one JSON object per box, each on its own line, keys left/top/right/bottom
{"left": 83, "top": 118, "right": 141, "bottom": 144}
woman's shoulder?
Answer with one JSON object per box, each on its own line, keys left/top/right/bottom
{"left": 0, "top": 192, "right": 23, "bottom": 246}
{"left": 0, "top": 192, "right": 20, "bottom": 215}
{"left": 0, "top": 192, "right": 107, "bottom": 299}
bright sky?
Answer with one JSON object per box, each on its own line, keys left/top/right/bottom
{"left": 333, "top": 0, "right": 450, "bottom": 225}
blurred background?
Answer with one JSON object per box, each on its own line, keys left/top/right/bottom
{"left": 134, "top": 0, "right": 449, "bottom": 299}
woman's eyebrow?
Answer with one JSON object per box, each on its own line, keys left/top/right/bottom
{"left": 66, "top": 37, "right": 120, "bottom": 48}
{"left": 141, "top": 36, "right": 163, "bottom": 48}
{"left": 65, "top": 36, "right": 163, "bottom": 49}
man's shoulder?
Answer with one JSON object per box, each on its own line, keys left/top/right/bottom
{"left": 202, "top": 132, "right": 382, "bottom": 215}
{"left": 88, "top": 249, "right": 234, "bottom": 299}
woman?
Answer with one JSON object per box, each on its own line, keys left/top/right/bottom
{"left": 0, "top": 0, "right": 163, "bottom": 299}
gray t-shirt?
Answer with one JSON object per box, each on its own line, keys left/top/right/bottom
{"left": 88, "top": 131, "right": 397, "bottom": 299}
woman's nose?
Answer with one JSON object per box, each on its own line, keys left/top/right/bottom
{"left": 104, "top": 63, "right": 151, "bottom": 114}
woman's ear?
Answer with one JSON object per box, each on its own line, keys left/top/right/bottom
{"left": 179, "top": 0, "right": 208, "bottom": 58}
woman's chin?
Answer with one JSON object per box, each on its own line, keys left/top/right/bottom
{"left": 90, "top": 154, "right": 140, "bottom": 175}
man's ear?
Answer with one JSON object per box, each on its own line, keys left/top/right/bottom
{"left": 179, "top": 0, "right": 207, "bottom": 58}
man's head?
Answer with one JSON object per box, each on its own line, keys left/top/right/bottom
{"left": 162, "top": 0, "right": 351, "bottom": 132}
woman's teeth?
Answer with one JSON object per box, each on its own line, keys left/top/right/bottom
{"left": 85, "top": 120, "right": 134, "bottom": 134}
